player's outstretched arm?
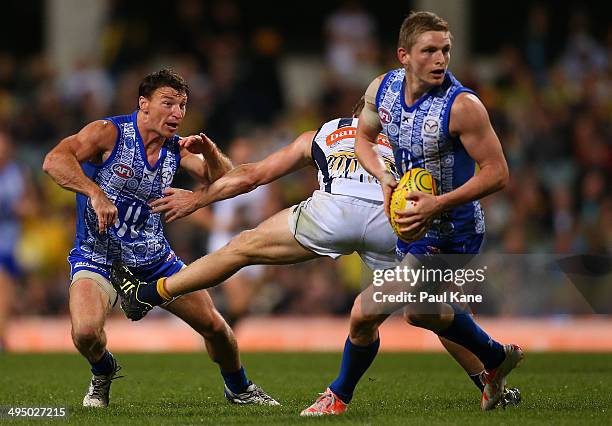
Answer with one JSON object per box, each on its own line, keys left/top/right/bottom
{"left": 150, "top": 130, "right": 315, "bottom": 223}
{"left": 179, "top": 132, "right": 233, "bottom": 184}
{"left": 42, "top": 120, "right": 119, "bottom": 233}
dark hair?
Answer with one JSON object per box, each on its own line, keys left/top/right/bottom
{"left": 137, "top": 68, "right": 190, "bottom": 108}
{"left": 398, "top": 11, "right": 450, "bottom": 50}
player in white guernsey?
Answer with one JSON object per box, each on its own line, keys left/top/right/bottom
{"left": 354, "top": 11, "right": 523, "bottom": 412}
{"left": 43, "top": 69, "right": 278, "bottom": 408}
{"left": 109, "top": 99, "right": 520, "bottom": 413}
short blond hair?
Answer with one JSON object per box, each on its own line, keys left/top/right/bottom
{"left": 398, "top": 11, "right": 450, "bottom": 50}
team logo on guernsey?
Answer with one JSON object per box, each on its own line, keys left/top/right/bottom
{"left": 326, "top": 127, "right": 357, "bottom": 146}
{"left": 124, "top": 136, "right": 134, "bottom": 149}
{"left": 379, "top": 108, "right": 392, "bottom": 124}
{"left": 161, "top": 170, "right": 173, "bottom": 186}
{"left": 423, "top": 119, "right": 439, "bottom": 135}
{"left": 112, "top": 163, "right": 135, "bottom": 179}
{"left": 327, "top": 151, "right": 359, "bottom": 175}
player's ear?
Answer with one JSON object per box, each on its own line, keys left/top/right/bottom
{"left": 397, "top": 47, "right": 409, "bottom": 66}
{"left": 139, "top": 96, "right": 149, "bottom": 113}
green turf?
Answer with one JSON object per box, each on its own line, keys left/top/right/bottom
{"left": 0, "top": 352, "right": 610, "bottom": 425}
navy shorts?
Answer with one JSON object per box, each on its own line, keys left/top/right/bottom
{"left": 68, "top": 250, "right": 185, "bottom": 284}
{"left": 396, "top": 233, "right": 484, "bottom": 259}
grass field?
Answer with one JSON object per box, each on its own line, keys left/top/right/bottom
{"left": 1, "top": 352, "right": 610, "bottom": 425}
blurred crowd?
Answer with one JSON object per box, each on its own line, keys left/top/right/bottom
{"left": 0, "top": 1, "right": 609, "bottom": 323}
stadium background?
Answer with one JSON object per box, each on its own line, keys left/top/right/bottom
{"left": 0, "top": 0, "right": 610, "bottom": 352}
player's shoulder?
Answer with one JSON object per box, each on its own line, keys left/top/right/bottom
{"left": 373, "top": 72, "right": 389, "bottom": 83}
{"left": 451, "top": 92, "right": 487, "bottom": 118}
{"left": 80, "top": 119, "right": 117, "bottom": 135}
{"left": 449, "top": 92, "right": 490, "bottom": 133}
{"left": 366, "top": 72, "right": 391, "bottom": 92}
{"left": 374, "top": 67, "right": 405, "bottom": 82}
{"left": 320, "top": 116, "right": 356, "bottom": 129}
{"left": 88, "top": 118, "right": 119, "bottom": 134}
{"left": 77, "top": 119, "right": 119, "bottom": 149}
{"left": 314, "top": 117, "right": 356, "bottom": 141}
{"left": 365, "top": 69, "right": 402, "bottom": 110}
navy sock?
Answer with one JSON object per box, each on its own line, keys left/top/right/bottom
{"left": 138, "top": 282, "right": 164, "bottom": 305}
{"left": 438, "top": 306, "right": 505, "bottom": 370}
{"left": 222, "top": 367, "right": 249, "bottom": 394}
{"left": 469, "top": 372, "right": 485, "bottom": 392}
{"left": 329, "top": 336, "right": 380, "bottom": 404}
{"left": 90, "top": 350, "right": 115, "bottom": 376}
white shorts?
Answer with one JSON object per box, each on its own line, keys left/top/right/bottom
{"left": 288, "top": 190, "right": 398, "bottom": 270}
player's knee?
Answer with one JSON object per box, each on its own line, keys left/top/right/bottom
{"left": 349, "top": 298, "right": 379, "bottom": 331}
{"left": 226, "top": 230, "right": 264, "bottom": 263}
{"left": 71, "top": 324, "right": 103, "bottom": 348}
{"left": 404, "top": 311, "right": 436, "bottom": 328}
{"left": 350, "top": 298, "right": 366, "bottom": 323}
{"left": 195, "top": 310, "right": 229, "bottom": 339}
{"left": 199, "top": 310, "right": 221, "bottom": 332}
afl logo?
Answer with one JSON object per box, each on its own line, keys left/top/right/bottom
{"left": 379, "top": 108, "right": 392, "bottom": 124}
{"left": 423, "top": 119, "right": 439, "bottom": 134}
{"left": 112, "top": 163, "right": 135, "bottom": 179}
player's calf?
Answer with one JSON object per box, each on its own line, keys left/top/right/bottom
{"left": 348, "top": 294, "right": 388, "bottom": 345}
{"left": 404, "top": 311, "right": 454, "bottom": 333}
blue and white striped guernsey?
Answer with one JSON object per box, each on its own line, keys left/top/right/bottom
{"left": 71, "top": 111, "right": 181, "bottom": 267}
{"left": 376, "top": 69, "right": 485, "bottom": 238}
